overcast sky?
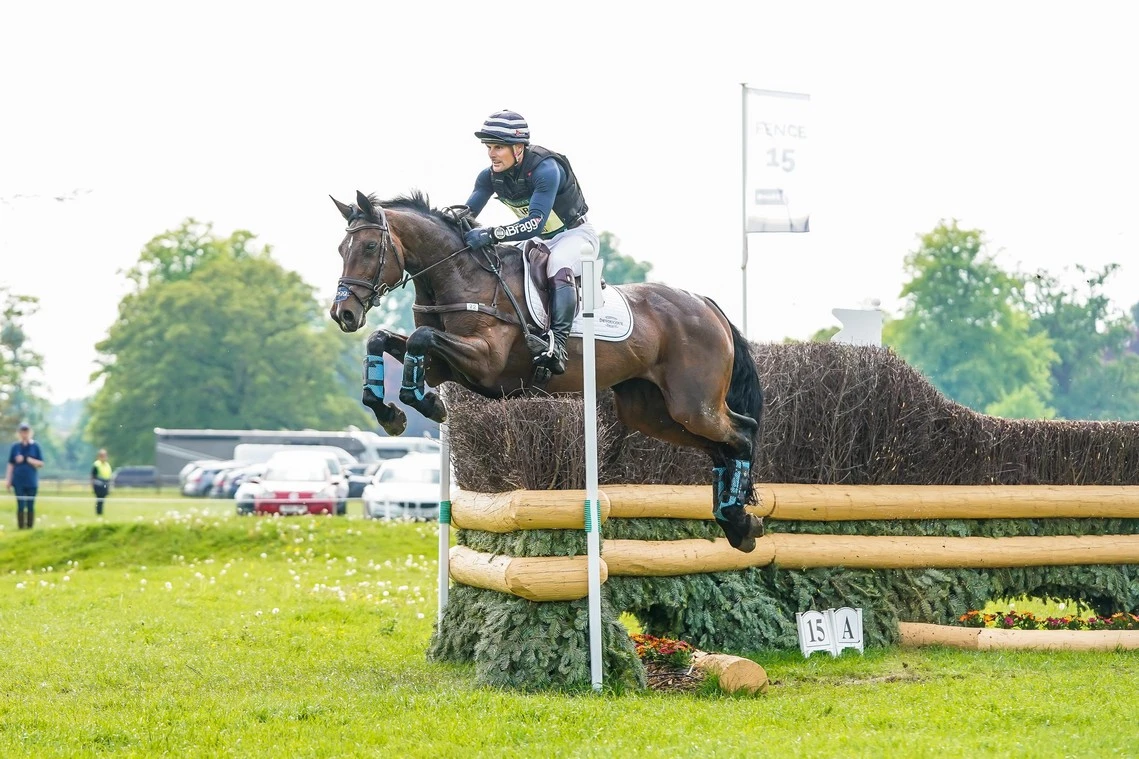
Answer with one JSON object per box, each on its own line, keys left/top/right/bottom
{"left": 3, "top": 1, "right": 1138, "bottom": 403}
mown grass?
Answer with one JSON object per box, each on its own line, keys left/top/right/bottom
{"left": 2, "top": 493, "right": 1139, "bottom": 757}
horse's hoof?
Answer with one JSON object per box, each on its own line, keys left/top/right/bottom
{"left": 379, "top": 405, "right": 407, "bottom": 437}
{"left": 426, "top": 396, "right": 448, "bottom": 424}
{"left": 716, "top": 515, "right": 757, "bottom": 553}
{"left": 747, "top": 514, "right": 766, "bottom": 538}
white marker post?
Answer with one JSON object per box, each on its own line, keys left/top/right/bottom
{"left": 581, "top": 251, "right": 604, "bottom": 691}
{"left": 437, "top": 423, "right": 451, "bottom": 625}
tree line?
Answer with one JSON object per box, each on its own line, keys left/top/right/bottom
{"left": 813, "top": 220, "right": 1139, "bottom": 421}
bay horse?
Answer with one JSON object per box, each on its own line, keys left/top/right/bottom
{"left": 328, "top": 191, "right": 766, "bottom": 552}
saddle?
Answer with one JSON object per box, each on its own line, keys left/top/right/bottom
{"left": 522, "top": 240, "right": 606, "bottom": 316}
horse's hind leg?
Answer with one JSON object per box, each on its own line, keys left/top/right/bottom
{"left": 612, "top": 379, "right": 764, "bottom": 552}
{"left": 611, "top": 379, "right": 722, "bottom": 453}
{"left": 653, "top": 370, "right": 764, "bottom": 553}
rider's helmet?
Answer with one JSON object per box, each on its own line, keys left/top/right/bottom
{"left": 474, "top": 110, "right": 530, "bottom": 144}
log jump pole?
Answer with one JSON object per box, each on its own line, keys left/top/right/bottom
{"left": 445, "top": 484, "right": 1139, "bottom": 602}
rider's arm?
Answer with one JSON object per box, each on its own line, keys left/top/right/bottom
{"left": 465, "top": 168, "right": 494, "bottom": 216}
{"left": 488, "top": 159, "right": 563, "bottom": 243}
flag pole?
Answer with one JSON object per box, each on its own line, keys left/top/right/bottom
{"left": 740, "top": 83, "right": 749, "bottom": 337}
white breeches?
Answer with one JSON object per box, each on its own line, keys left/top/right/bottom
{"left": 536, "top": 221, "right": 599, "bottom": 278}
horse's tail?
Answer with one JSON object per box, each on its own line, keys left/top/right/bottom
{"left": 726, "top": 320, "right": 764, "bottom": 434}
{"left": 708, "top": 299, "right": 764, "bottom": 434}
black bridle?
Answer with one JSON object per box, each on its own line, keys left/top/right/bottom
{"left": 335, "top": 206, "right": 399, "bottom": 312}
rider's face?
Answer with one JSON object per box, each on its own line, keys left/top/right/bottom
{"left": 486, "top": 143, "right": 522, "bottom": 172}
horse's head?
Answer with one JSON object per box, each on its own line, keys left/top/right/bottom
{"left": 329, "top": 191, "right": 405, "bottom": 332}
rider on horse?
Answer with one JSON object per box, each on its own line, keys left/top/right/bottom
{"left": 461, "top": 110, "right": 599, "bottom": 376}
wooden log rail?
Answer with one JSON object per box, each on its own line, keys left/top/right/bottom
{"left": 448, "top": 484, "right": 1139, "bottom": 601}
{"left": 451, "top": 484, "right": 1139, "bottom": 531}
{"left": 451, "top": 534, "right": 1139, "bottom": 601}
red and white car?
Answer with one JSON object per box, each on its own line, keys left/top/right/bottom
{"left": 250, "top": 453, "right": 342, "bottom": 516}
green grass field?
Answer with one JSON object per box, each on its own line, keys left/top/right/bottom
{"left": 2, "top": 491, "right": 1139, "bottom": 758}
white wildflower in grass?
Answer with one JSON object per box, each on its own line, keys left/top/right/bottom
{"left": 260, "top": 553, "right": 267, "bottom": 559}
{"left": 255, "top": 610, "right": 263, "bottom": 617}
{"left": 15, "top": 583, "right": 25, "bottom": 590}
{"left": 1058, "top": 603, "right": 1067, "bottom": 610}
{"left": 63, "top": 576, "right": 70, "bottom": 582}
{"left": 417, "top": 613, "right": 425, "bottom": 619}
{"left": 140, "top": 579, "right": 147, "bottom": 585}
{"left": 165, "top": 582, "right": 173, "bottom": 591}
{"left": 272, "top": 608, "right": 280, "bottom": 615}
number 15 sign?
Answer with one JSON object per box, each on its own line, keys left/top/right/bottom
{"left": 795, "top": 607, "right": 864, "bottom": 658}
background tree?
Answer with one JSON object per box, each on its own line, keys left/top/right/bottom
{"left": 884, "top": 220, "right": 1057, "bottom": 416}
{"left": 127, "top": 219, "right": 254, "bottom": 289}
{"left": 0, "top": 288, "right": 46, "bottom": 431}
{"left": 1024, "top": 264, "right": 1139, "bottom": 420}
{"left": 88, "top": 223, "right": 371, "bottom": 463}
{"left": 598, "top": 232, "right": 652, "bottom": 284}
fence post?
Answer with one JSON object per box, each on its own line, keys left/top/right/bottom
{"left": 582, "top": 252, "right": 604, "bottom": 691}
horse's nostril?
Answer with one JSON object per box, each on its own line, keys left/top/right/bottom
{"left": 341, "top": 310, "right": 356, "bottom": 326}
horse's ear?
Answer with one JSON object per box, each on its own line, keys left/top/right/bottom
{"left": 330, "top": 195, "right": 354, "bottom": 221}
{"left": 356, "top": 190, "right": 378, "bottom": 221}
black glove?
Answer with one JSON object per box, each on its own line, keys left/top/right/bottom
{"left": 464, "top": 227, "right": 495, "bottom": 250}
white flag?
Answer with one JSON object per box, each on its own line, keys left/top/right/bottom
{"left": 744, "top": 88, "right": 811, "bottom": 233}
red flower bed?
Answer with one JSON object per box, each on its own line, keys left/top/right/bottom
{"left": 959, "top": 610, "right": 1139, "bottom": 631}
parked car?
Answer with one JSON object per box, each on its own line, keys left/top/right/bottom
{"left": 179, "top": 459, "right": 216, "bottom": 488}
{"left": 111, "top": 466, "right": 160, "bottom": 489}
{"left": 249, "top": 454, "right": 342, "bottom": 516}
{"left": 182, "top": 460, "right": 243, "bottom": 497}
{"left": 370, "top": 437, "right": 442, "bottom": 462}
{"left": 347, "top": 462, "right": 382, "bottom": 499}
{"left": 361, "top": 453, "right": 441, "bottom": 520}
{"left": 211, "top": 462, "right": 266, "bottom": 499}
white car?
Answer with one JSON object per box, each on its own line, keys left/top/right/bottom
{"left": 361, "top": 453, "right": 442, "bottom": 520}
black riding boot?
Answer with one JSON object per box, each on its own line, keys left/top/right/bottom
{"left": 532, "top": 267, "right": 577, "bottom": 375}
{"left": 17, "top": 510, "right": 26, "bottom": 530}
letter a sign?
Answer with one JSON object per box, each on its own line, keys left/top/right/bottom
{"left": 796, "top": 607, "right": 864, "bottom": 658}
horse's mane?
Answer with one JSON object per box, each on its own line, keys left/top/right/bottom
{"left": 367, "top": 191, "right": 469, "bottom": 235}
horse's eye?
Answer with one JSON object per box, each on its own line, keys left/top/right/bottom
{"left": 365, "top": 241, "right": 378, "bottom": 251}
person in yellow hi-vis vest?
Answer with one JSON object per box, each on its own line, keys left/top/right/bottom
{"left": 91, "top": 449, "right": 112, "bottom": 516}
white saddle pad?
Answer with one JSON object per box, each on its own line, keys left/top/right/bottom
{"left": 522, "top": 255, "right": 634, "bottom": 341}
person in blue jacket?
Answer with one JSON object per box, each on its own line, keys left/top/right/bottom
{"left": 6, "top": 422, "right": 44, "bottom": 529}
{"left": 462, "top": 110, "right": 598, "bottom": 376}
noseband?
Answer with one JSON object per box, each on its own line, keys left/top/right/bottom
{"left": 336, "top": 206, "right": 400, "bottom": 312}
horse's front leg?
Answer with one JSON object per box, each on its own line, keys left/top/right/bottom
{"left": 398, "top": 326, "right": 504, "bottom": 423}
{"left": 363, "top": 329, "right": 410, "bottom": 436}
